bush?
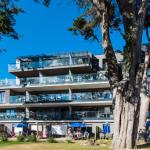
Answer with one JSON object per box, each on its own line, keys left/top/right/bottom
{"left": 47, "top": 137, "right": 57, "bottom": 143}
{"left": 66, "top": 139, "right": 73, "bottom": 143}
{"left": 0, "top": 132, "right": 8, "bottom": 142}
{"left": 27, "top": 135, "right": 37, "bottom": 142}
{"left": 16, "top": 135, "right": 25, "bottom": 142}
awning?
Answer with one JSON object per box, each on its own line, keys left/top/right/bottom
{"left": 146, "top": 121, "right": 150, "bottom": 127}
{"left": 15, "top": 123, "right": 28, "bottom": 128}
{"left": 69, "top": 123, "right": 86, "bottom": 128}
{"left": 103, "top": 123, "right": 110, "bottom": 134}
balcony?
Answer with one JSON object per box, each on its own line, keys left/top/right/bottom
{"left": 23, "top": 72, "right": 108, "bottom": 86}
{"left": 0, "top": 112, "right": 25, "bottom": 120}
{"left": 10, "top": 95, "right": 26, "bottom": 104}
{"left": 72, "top": 111, "right": 113, "bottom": 120}
{"left": 26, "top": 91, "right": 112, "bottom": 103}
{"left": 0, "top": 79, "right": 17, "bottom": 87}
{"left": 29, "top": 111, "right": 113, "bottom": 121}
{"left": 8, "top": 54, "right": 92, "bottom": 72}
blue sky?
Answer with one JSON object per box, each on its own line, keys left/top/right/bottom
{"left": 0, "top": 0, "right": 147, "bottom": 79}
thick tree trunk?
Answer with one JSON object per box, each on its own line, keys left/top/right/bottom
{"left": 139, "top": 93, "right": 150, "bottom": 131}
{"left": 138, "top": 53, "right": 150, "bottom": 131}
{"left": 113, "top": 87, "right": 140, "bottom": 149}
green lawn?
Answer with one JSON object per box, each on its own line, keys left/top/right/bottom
{"left": 0, "top": 141, "right": 110, "bottom": 150}
{"left": 0, "top": 140, "right": 149, "bottom": 150}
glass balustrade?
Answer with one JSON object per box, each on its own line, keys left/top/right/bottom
{"left": 0, "top": 72, "right": 108, "bottom": 87}
{"left": 28, "top": 94, "right": 70, "bottom": 103}
{"left": 72, "top": 111, "right": 113, "bottom": 120}
{"left": 10, "top": 95, "right": 26, "bottom": 104}
{"left": 0, "top": 79, "right": 17, "bottom": 87}
{"left": 72, "top": 91, "right": 112, "bottom": 101}
{"left": 29, "top": 110, "right": 113, "bottom": 120}
{"left": 0, "top": 111, "right": 25, "bottom": 120}
{"left": 26, "top": 91, "right": 112, "bottom": 103}
{"left": 8, "top": 56, "right": 91, "bottom": 71}
{"left": 22, "top": 72, "right": 107, "bottom": 86}
{"left": 29, "top": 110, "right": 70, "bottom": 120}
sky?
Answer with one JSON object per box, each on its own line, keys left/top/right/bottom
{"left": 0, "top": 0, "right": 148, "bottom": 79}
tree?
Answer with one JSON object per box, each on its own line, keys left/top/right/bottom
{"left": 0, "top": 0, "right": 23, "bottom": 52}
{"left": 0, "top": 0, "right": 48, "bottom": 51}
{"left": 69, "top": 0, "right": 149, "bottom": 149}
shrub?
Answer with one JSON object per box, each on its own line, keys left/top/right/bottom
{"left": 27, "top": 135, "right": 37, "bottom": 142}
{"left": 47, "top": 137, "right": 57, "bottom": 143}
{"left": 0, "top": 132, "right": 8, "bottom": 142}
{"left": 16, "top": 135, "right": 25, "bottom": 142}
{"left": 66, "top": 139, "right": 73, "bottom": 143}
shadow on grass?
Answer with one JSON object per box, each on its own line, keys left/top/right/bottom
{"left": 137, "top": 142, "right": 150, "bottom": 149}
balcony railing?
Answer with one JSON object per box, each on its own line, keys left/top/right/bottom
{"left": 72, "top": 111, "right": 113, "bottom": 120}
{"left": 29, "top": 111, "right": 113, "bottom": 120}
{"left": 22, "top": 72, "right": 107, "bottom": 86}
{"left": 10, "top": 95, "right": 26, "bottom": 104}
{"left": 0, "top": 112, "right": 25, "bottom": 120}
{"left": 8, "top": 56, "right": 91, "bottom": 72}
{"left": 26, "top": 91, "right": 112, "bottom": 103}
{"left": 72, "top": 91, "right": 112, "bottom": 101}
{"left": 0, "top": 79, "right": 17, "bottom": 87}
{"left": 0, "top": 72, "right": 108, "bottom": 87}
{"left": 28, "top": 94, "right": 70, "bottom": 103}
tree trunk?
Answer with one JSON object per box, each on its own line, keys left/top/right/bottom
{"left": 113, "top": 86, "right": 140, "bottom": 149}
{"left": 138, "top": 93, "right": 150, "bottom": 131}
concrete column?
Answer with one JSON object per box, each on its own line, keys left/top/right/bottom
{"left": 39, "top": 71, "right": 43, "bottom": 84}
{"left": 25, "top": 107, "right": 30, "bottom": 119}
{"left": 16, "top": 59, "right": 21, "bottom": 70}
{"left": 16, "top": 77, "right": 20, "bottom": 85}
{"left": 26, "top": 91, "right": 30, "bottom": 102}
{"left": 69, "top": 54, "right": 72, "bottom": 65}
{"left": 69, "top": 88, "right": 72, "bottom": 101}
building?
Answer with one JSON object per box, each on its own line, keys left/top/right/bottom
{"left": 0, "top": 51, "right": 126, "bottom": 137}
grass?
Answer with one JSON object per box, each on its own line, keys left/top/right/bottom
{"left": 0, "top": 140, "right": 149, "bottom": 150}
{"left": 0, "top": 141, "right": 110, "bottom": 150}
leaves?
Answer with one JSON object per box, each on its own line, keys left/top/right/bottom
{"left": 68, "top": 17, "right": 99, "bottom": 42}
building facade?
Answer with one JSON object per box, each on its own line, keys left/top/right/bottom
{"left": 0, "top": 51, "right": 128, "bottom": 136}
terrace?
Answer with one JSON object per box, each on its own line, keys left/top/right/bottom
{"left": 0, "top": 72, "right": 108, "bottom": 88}
{"left": 8, "top": 52, "right": 93, "bottom": 73}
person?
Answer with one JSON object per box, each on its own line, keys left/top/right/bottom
{"left": 84, "top": 130, "right": 89, "bottom": 139}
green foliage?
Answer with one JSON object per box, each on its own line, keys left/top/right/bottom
{"left": 27, "top": 134, "right": 37, "bottom": 142}
{"left": 66, "top": 139, "right": 74, "bottom": 143}
{"left": 0, "top": 132, "right": 8, "bottom": 142}
{"left": 69, "top": 1, "right": 121, "bottom": 43}
{"left": 47, "top": 137, "right": 57, "bottom": 143}
{"left": 68, "top": 17, "right": 99, "bottom": 42}
{"left": 96, "top": 126, "right": 100, "bottom": 140}
{"left": 16, "top": 135, "right": 25, "bottom": 142}
{"left": 0, "top": 0, "right": 23, "bottom": 40}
